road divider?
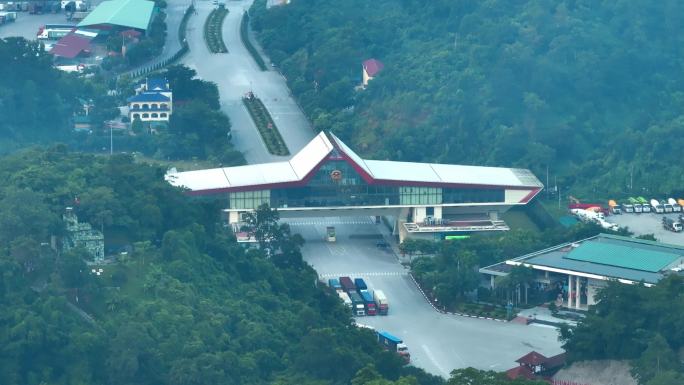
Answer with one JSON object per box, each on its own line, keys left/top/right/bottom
{"left": 205, "top": 7, "right": 229, "bottom": 53}
{"left": 241, "top": 12, "right": 267, "bottom": 70}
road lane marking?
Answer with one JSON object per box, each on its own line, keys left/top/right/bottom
{"left": 421, "top": 344, "right": 451, "bottom": 377}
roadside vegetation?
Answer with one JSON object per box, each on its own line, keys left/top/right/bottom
{"left": 250, "top": 0, "right": 684, "bottom": 198}
{"left": 241, "top": 12, "right": 268, "bottom": 70}
{"left": 243, "top": 92, "right": 290, "bottom": 155}
{"left": 0, "top": 152, "right": 548, "bottom": 385}
{"left": 204, "top": 7, "right": 229, "bottom": 53}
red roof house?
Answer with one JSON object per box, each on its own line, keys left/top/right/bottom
{"left": 362, "top": 58, "right": 384, "bottom": 86}
{"left": 505, "top": 365, "right": 536, "bottom": 380}
{"left": 50, "top": 33, "right": 92, "bottom": 59}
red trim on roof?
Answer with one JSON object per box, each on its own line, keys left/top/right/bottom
{"left": 520, "top": 188, "right": 542, "bottom": 203}
{"left": 505, "top": 365, "right": 536, "bottom": 380}
{"left": 50, "top": 33, "right": 91, "bottom": 58}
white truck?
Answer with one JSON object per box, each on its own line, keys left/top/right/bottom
{"left": 373, "top": 290, "right": 389, "bottom": 315}
{"left": 668, "top": 198, "right": 682, "bottom": 213}
{"left": 337, "top": 291, "right": 352, "bottom": 309}
{"left": 651, "top": 199, "right": 664, "bottom": 214}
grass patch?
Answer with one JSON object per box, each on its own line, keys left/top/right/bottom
{"left": 240, "top": 12, "right": 267, "bottom": 70}
{"left": 204, "top": 7, "right": 229, "bottom": 53}
{"left": 242, "top": 93, "right": 289, "bottom": 156}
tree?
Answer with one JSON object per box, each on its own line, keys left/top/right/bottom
{"left": 631, "top": 334, "right": 681, "bottom": 384}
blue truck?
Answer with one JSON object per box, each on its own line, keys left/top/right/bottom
{"left": 328, "top": 278, "right": 342, "bottom": 291}
{"left": 354, "top": 278, "right": 367, "bottom": 291}
{"left": 359, "top": 290, "right": 377, "bottom": 315}
{"left": 377, "top": 331, "right": 410, "bottom": 364}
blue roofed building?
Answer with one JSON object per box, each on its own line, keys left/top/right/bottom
{"left": 127, "top": 77, "right": 173, "bottom": 122}
{"left": 480, "top": 233, "right": 684, "bottom": 310}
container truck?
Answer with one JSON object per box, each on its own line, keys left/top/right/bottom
{"left": 338, "top": 291, "right": 352, "bottom": 309}
{"left": 339, "top": 276, "right": 355, "bottom": 293}
{"left": 349, "top": 291, "right": 366, "bottom": 316}
{"left": 668, "top": 198, "right": 681, "bottom": 213}
{"left": 651, "top": 199, "right": 664, "bottom": 214}
{"left": 354, "top": 278, "right": 367, "bottom": 291}
{"left": 608, "top": 200, "right": 621, "bottom": 214}
{"left": 662, "top": 200, "right": 673, "bottom": 213}
{"left": 373, "top": 290, "right": 389, "bottom": 315}
{"left": 663, "top": 217, "right": 683, "bottom": 232}
{"left": 328, "top": 278, "right": 342, "bottom": 291}
{"left": 326, "top": 226, "right": 336, "bottom": 242}
{"left": 359, "top": 290, "right": 377, "bottom": 316}
{"left": 377, "top": 331, "right": 410, "bottom": 364}
{"left": 638, "top": 197, "right": 651, "bottom": 212}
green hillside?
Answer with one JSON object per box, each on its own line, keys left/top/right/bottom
{"left": 251, "top": 0, "right": 684, "bottom": 197}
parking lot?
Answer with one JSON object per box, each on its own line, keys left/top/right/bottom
{"left": 611, "top": 212, "right": 684, "bottom": 245}
{"left": 286, "top": 216, "right": 564, "bottom": 377}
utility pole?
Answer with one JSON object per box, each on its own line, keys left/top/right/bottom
{"left": 546, "top": 165, "right": 549, "bottom": 200}
{"left": 110, "top": 125, "right": 113, "bottom": 155}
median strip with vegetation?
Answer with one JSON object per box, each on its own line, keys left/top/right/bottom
{"left": 240, "top": 12, "right": 267, "bottom": 70}
{"left": 204, "top": 7, "right": 228, "bottom": 53}
{"left": 242, "top": 92, "right": 289, "bottom": 156}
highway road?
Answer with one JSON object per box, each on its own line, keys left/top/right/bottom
{"left": 181, "top": 0, "right": 314, "bottom": 164}
{"left": 285, "top": 216, "right": 564, "bottom": 377}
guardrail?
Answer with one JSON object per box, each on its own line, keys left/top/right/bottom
{"left": 121, "top": 4, "right": 194, "bottom": 80}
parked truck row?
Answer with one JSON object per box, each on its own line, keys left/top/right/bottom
{"left": 610, "top": 197, "right": 684, "bottom": 215}
{"left": 0, "top": 1, "right": 87, "bottom": 15}
{"left": 329, "top": 276, "right": 389, "bottom": 316}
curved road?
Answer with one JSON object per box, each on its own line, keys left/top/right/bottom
{"left": 182, "top": 0, "right": 314, "bottom": 164}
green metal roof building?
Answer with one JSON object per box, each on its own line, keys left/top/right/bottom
{"left": 78, "top": 0, "right": 156, "bottom": 31}
{"left": 480, "top": 234, "right": 684, "bottom": 310}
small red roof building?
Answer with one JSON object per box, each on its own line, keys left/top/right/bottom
{"left": 362, "top": 58, "right": 384, "bottom": 87}
{"left": 506, "top": 365, "right": 536, "bottom": 380}
{"left": 516, "top": 351, "right": 548, "bottom": 366}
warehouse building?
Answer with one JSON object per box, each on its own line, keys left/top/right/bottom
{"left": 78, "top": 0, "right": 156, "bottom": 33}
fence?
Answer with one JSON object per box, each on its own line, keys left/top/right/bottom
{"left": 552, "top": 380, "right": 591, "bottom": 385}
{"left": 121, "top": 4, "right": 194, "bottom": 80}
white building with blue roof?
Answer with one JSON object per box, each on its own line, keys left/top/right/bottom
{"left": 128, "top": 77, "right": 173, "bottom": 122}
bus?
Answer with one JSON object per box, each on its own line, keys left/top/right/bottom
{"left": 37, "top": 24, "right": 76, "bottom": 40}
{"left": 326, "top": 226, "right": 336, "bottom": 242}
{"left": 445, "top": 235, "right": 470, "bottom": 240}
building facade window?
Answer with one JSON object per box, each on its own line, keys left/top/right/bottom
{"left": 160, "top": 113, "right": 167, "bottom": 118}
{"left": 142, "top": 113, "right": 149, "bottom": 118}
{"left": 151, "top": 113, "right": 158, "bottom": 118}
{"left": 151, "top": 103, "right": 158, "bottom": 109}
{"left": 229, "top": 190, "right": 271, "bottom": 210}
{"left": 133, "top": 113, "right": 140, "bottom": 119}
{"left": 142, "top": 104, "right": 149, "bottom": 109}
{"left": 132, "top": 103, "right": 140, "bottom": 109}
{"left": 399, "top": 187, "right": 442, "bottom": 205}
{"left": 160, "top": 103, "right": 168, "bottom": 109}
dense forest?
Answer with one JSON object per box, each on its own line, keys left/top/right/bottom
{"left": 0, "top": 147, "right": 549, "bottom": 385}
{"left": 251, "top": 0, "right": 684, "bottom": 197}
{"left": 561, "top": 276, "right": 684, "bottom": 385}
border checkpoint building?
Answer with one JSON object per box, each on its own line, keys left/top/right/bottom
{"left": 165, "top": 132, "right": 544, "bottom": 242}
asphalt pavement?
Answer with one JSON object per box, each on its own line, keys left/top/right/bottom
{"left": 0, "top": 11, "right": 78, "bottom": 39}
{"left": 181, "top": 0, "right": 315, "bottom": 164}
{"left": 286, "top": 216, "right": 564, "bottom": 377}
{"left": 611, "top": 212, "right": 684, "bottom": 245}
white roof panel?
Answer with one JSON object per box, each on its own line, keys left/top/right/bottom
{"left": 165, "top": 168, "right": 230, "bottom": 191}
{"left": 289, "top": 132, "right": 333, "bottom": 178}
{"left": 430, "top": 163, "right": 529, "bottom": 187}
{"left": 225, "top": 162, "right": 298, "bottom": 187}
{"left": 365, "top": 160, "right": 442, "bottom": 183}
{"left": 329, "top": 132, "right": 373, "bottom": 176}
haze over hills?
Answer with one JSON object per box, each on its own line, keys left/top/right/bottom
{"left": 251, "top": 0, "right": 684, "bottom": 197}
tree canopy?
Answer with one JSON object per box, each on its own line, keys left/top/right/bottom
{"left": 251, "top": 0, "right": 684, "bottom": 196}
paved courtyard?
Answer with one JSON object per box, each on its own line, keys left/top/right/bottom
{"left": 286, "top": 216, "right": 564, "bottom": 377}
{"left": 611, "top": 212, "right": 684, "bottom": 245}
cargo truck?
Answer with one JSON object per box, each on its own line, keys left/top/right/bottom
{"left": 359, "top": 290, "right": 377, "bottom": 316}
{"left": 662, "top": 200, "right": 674, "bottom": 213}
{"left": 668, "top": 198, "right": 681, "bottom": 213}
{"left": 638, "top": 197, "right": 651, "bottom": 212}
{"left": 354, "top": 278, "right": 367, "bottom": 291}
{"left": 326, "top": 226, "right": 336, "bottom": 242}
{"left": 339, "top": 276, "right": 355, "bottom": 293}
{"left": 651, "top": 199, "right": 664, "bottom": 214}
{"left": 377, "top": 331, "right": 410, "bottom": 364}
{"left": 349, "top": 291, "right": 366, "bottom": 316}
{"left": 629, "top": 197, "right": 643, "bottom": 213}
{"left": 338, "top": 291, "right": 352, "bottom": 309}
{"left": 328, "top": 278, "right": 342, "bottom": 291}
{"left": 608, "top": 200, "right": 621, "bottom": 214}
{"left": 621, "top": 202, "right": 634, "bottom": 213}
{"left": 663, "top": 217, "right": 683, "bottom": 232}
{"left": 373, "top": 290, "right": 389, "bottom": 315}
